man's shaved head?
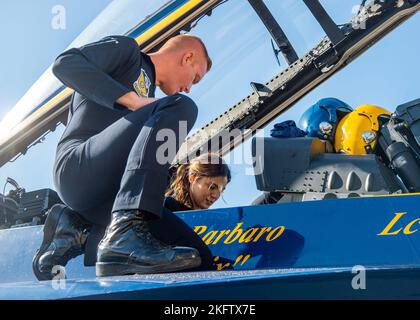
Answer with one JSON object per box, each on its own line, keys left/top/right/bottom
{"left": 149, "top": 34, "right": 211, "bottom": 95}
{"left": 158, "top": 34, "right": 212, "bottom": 72}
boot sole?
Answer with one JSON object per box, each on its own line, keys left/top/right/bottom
{"left": 96, "top": 256, "right": 202, "bottom": 277}
{"left": 32, "top": 205, "right": 65, "bottom": 281}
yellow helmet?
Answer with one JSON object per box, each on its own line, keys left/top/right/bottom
{"left": 334, "top": 104, "right": 391, "bottom": 154}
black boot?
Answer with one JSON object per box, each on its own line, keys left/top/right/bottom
{"left": 96, "top": 210, "right": 201, "bottom": 277}
{"left": 32, "top": 204, "right": 91, "bottom": 281}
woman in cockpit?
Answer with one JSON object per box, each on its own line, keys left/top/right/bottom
{"left": 164, "top": 153, "right": 231, "bottom": 211}
{"left": 148, "top": 153, "right": 231, "bottom": 270}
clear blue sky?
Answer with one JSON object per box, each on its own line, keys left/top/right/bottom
{"left": 0, "top": 0, "right": 112, "bottom": 120}
{"left": 0, "top": 1, "right": 419, "bottom": 209}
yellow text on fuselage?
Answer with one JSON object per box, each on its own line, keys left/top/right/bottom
{"left": 378, "top": 212, "right": 420, "bottom": 236}
{"left": 194, "top": 223, "right": 286, "bottom": 246}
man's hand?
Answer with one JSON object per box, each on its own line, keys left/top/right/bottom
{"left": 117, "top": 91, "right": 157, "bottom": 111}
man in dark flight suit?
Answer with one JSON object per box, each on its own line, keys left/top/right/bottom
{"left": 32, "top": 34, "right": 212, "bottom": 279}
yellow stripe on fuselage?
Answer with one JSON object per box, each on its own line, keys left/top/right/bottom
{"left": 35, "top": 87, "right": 73, "bottom": 117}
{"left": 6, "top": 87, "right": 74, "bottom": 142}
{"left": 373, "top": 192, "right": 420, "bottom": 198}
{"left": 134, "top": 0, "right": 203, "bottom": 45}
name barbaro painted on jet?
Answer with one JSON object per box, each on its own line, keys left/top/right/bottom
{"left": 194, "top": 222, "right": 285, "bottom": 246}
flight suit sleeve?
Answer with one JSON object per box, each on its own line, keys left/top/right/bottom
{"left": 52, "top": 35, "right": 139, "bottom": 110}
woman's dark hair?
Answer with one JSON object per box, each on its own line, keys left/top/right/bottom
{"left": 165, "top": 153, "right": 231, "bottom": 208}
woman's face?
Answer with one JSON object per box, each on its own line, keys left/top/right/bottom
{"left": 188, "top": 175, "right": 229, "bottom": 210}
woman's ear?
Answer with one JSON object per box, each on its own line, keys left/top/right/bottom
{"left": 188, "top": 173, "right": 196, "bottom": 185}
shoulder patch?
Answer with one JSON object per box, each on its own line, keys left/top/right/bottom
{"left": 133, "top": 69, "right": 151, "bottom": 98}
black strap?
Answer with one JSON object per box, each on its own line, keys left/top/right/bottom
{"left": 248, "top": 0, "right": 299, "bottom": 65}
{"left": 302, "top": 0, "right": 345, "bottom": 45}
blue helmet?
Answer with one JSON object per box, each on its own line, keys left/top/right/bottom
{"left": 298, "top": 98, "right": 353, "bottom": 140}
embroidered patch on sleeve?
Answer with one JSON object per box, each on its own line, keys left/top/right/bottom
{"left": 133, "top": 69, "right": 151, "bottom": 98}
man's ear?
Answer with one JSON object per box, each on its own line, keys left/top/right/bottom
{"left": 182, "top": 51, "right": 194, "bottom": 66}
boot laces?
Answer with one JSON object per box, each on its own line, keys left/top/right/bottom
{"left": 133, "top": 217, "right": 171, "bottom": 250}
